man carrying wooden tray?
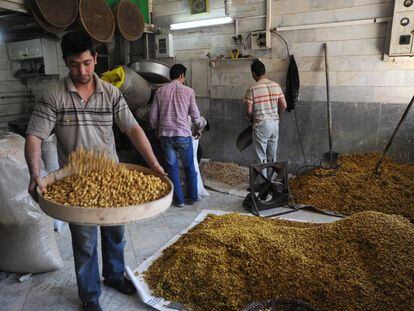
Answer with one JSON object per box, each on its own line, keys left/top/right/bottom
{"left": 24, "top": 31, "right": 165, "bottom": 311}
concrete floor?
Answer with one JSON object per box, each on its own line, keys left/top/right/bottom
{"left": 0, "top": 190, "right": 340, "bottom": 311}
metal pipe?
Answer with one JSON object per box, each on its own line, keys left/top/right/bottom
{"left": 324, "top": 43, "right": 333, "bottom": 155}
{"left": 224, "top": 0, "right": 231, "bottom": 16}
{"left": 119, "top": 38, "right": 130, "bottom": 65}
{"left": 0, "top": 90, "right": 31, "bottom": 94}
{"left": 145, "top": 33, "right": 149, "bottom": 60}
{"left": 276, "top": 17, "right": 392, "bottom": 32}
{"left": 374, "top": 96, "right": 414, "bottom": 176}
{"left": 237, "top": 15, "right": 266, "bottom": 21}
{"left": 0, "top": 95, "right": 34, "bottom": 99}
{"left": 0, "top": 101, "right": 33, "bottom": 106}
{"left": 266, "top": 0, "right": 271, "bottom": 48}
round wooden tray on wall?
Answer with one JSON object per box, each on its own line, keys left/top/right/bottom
{"left": 35, "top": 0, "right": 78, "bottom": 28}
{"left": 37, "top": 163, "right": 173, "bottom": 226}
{"left": 78, "top": 0, "right": 115, "bottom": 43}
{"left": 26, "top": 0, "right": 67, "bottom": 33}
{"left": 112, "top": 0, "right": 145, "bottom": 41}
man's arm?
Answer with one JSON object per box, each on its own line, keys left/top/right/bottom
{"left": 24, "top": 89, "right": 57, "bottom": 200}
{"left": 188, "top": 89, "right": 201, "bottom": 125}
{"left": 278, "top": 96, "right": 287, "bottom": 115}
{"left": 125, "top": 124, "right": 165, "bottom": 175}
{"left": 246, "top": 103, "right": 253, "bottom": 119}
{"left": 244, "top": 88, "right": 254, "bottom": 119}
{"left": 149, "top": 93, "right": 159, "bottom": 130}
{"left": 25, "top": 135, "right": 46, "bottom": 200}
{"left": 186, "top": 90, "right": 202, "bottom": 138}
{"left": 192, "top": 116, "right": 207, "bottom": 139}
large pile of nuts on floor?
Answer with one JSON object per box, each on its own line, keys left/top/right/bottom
{"left": 43, "top": 149, "right": 170, "bottom": 208}
{"left": 290, "top": 153, "right": 414, "bottom": 221}
{"left": 144, "top": 212, "right": 414, "bottom": 311}
{"left": 201, "top": 161, "right": 249, "bottom": 186}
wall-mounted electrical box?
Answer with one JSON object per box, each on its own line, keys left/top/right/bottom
{"left": 6, "top": 37, "right": 59, "bottom": 78}
{"left": 389, "top": 0, "right": 414, "bottom": 56}
{"left": 155, "top": 34, "right": 174, "bottom": 58}
{"left": 251, "top": 31, "right": 271, "bottom": 50}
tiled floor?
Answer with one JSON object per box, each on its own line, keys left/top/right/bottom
{"left": 0, "top": 190, "right": 340, "bottom": 311}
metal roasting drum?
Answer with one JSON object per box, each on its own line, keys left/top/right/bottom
{"left": 129, "top": 60, "right": 170, "bottom": 84}
{"left": 118, "top": 65, "right": 152, "bottom": 111}
{"left": 37, "top": 163, "right": 173, "bottom": 226}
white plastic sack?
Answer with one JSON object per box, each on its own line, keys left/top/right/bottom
{"left": 177, "top": 138, "right": 209, "bottom": 199}
{"left": 177, "top": 116, "right": 210, "bottom": 199}
{"left": 192, "top": 138, "right": 209, "bottom": 198}
{"left": 0, "top": 133, "right": 63, "bottom": 273}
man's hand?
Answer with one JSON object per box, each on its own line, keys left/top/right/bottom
{"left": 126, "top": 125, "right": 167, "bottom": 177}
{"left": 28, "top": 175, "right": 45, "bottom": 202}
{"left": 193, "top": 130, "right": 202, "bottom": 140}
{"left": 149, "top": 161, "right": 166, "bottom": 176}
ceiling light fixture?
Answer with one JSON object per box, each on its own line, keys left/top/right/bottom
{"left": 170, "top": 16, "right": 233, "bottom": 30}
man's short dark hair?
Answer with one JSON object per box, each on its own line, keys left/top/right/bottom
{"left": 61, "top": 31, "right": 96, "bottom": 59}
{"left": 251, "top": 59, "right": 265, "bottom": 77}
{"left": 170, "top": 64, "right": 187, "bottom": 80}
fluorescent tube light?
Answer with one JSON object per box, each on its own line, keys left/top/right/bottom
{"left": 170, "top": 17, "right": 233, "bottom": 30}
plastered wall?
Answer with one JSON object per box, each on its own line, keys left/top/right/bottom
{"left": 153, "top": 0, "right": 414, "bottom": 167}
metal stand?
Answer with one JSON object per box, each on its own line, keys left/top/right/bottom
{"left": 243, "top": 161, "right": 298, "bottom": 218}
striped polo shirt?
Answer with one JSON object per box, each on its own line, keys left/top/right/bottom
{"left": 243, "top": 78, "right": 285, "bottom": 122}
{"left": 26, "top": 73, "right": 137, "bottom": 166}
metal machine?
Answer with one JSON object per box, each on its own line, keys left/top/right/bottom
{"left": 243, "top": 161, "right": 291, "bottom": 217}
{"left": 129, "top": 60, "right": 170, "bottom": 84}
{"left": 389, "top": 0, "right": 414, "bottom": 56}
{"left": 243, "top": 161, "right": 346, "bottom": 218}
{"left": 127, "top": 60, "right": 170, "bottom": 130}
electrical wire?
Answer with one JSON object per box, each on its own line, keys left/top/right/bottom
{"left": 270, "top": 29, "right": 309, "bottom": 169}
{"left": 293, "top": 109, "right": 308, "bottom": 167}
{"left": 243, "top": 32, "right": 252, "bottom": 49}
{"left": 270, "top": 29, "right": 290, "bottom": 58}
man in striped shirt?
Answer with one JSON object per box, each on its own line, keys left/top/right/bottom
{"left": 25, "top": 31, "right": 164, "bottom": 311}
{"left": 149, "top": 64, "right": 201, "bottom": 208}
{"left": 244, "top": 60, "right": 287, "bottom": 174}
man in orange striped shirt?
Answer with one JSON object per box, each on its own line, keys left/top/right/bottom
{"left": 244, "top": 60, "right": 287, "bottom": 174}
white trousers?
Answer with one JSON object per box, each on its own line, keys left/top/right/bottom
{"left": 252, "top": 119, "right": 279, "bottom": 178}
